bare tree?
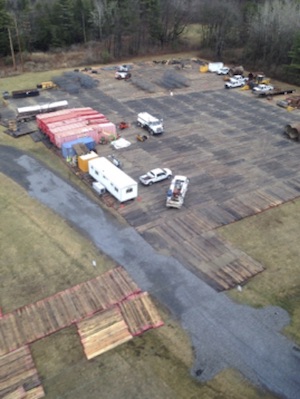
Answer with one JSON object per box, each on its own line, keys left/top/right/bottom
{"left": 245, "top": 0, "right": 300, "bottom": 68}
{"left": 197, "top": 0, "right": 243, "bottom": 59}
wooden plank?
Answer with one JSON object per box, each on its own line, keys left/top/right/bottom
{"left": 0, "top": 317, "right": 15, "bottom": 355}
{"left": 77, "top": 307, "right": 132, "bottom": 360}
{"left": 2, "top": 386, "right": 25, "bottom": 399}
{"left": 120, "top": 292, "right": 164, "bottom": 336}
{"left": 23, "top": 386, "right": 45, "bottom": 399}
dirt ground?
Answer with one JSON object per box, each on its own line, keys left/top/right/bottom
{"left": 0, "top": 54, "right": 299, "bottom": 398}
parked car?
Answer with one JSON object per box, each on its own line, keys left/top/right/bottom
{"left": 115, "top": 70, "right": 132, "bottom": 80}
{"left": 216, "top": 67, "right": 230, "bottom": 75}
{"left": 118, "top": 64, "right": 130, "bottom": 72}
{"left": 139, "top": 168, "right": 172, "bottom": 186}
{"left": 252, "top": 84, "right": 274, "bottom": 94}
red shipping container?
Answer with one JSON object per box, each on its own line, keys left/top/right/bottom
{"left": 98, "top": 122, "right": 117, "bottom": 136}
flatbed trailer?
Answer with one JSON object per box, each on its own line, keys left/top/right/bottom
{"left": 17, "top": 100, "right": 69, "bottom": 122}
{"left": 257, "top": 88, "right": 295, "bottom": 97}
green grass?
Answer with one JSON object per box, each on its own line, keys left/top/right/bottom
{"left": 218, "top": 199, "right": 300, "bottom": 344}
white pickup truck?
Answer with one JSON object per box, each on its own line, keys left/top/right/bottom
{"left": 139, "top": 168, "right": 172, "bottom": 186}
{"left": 224, "top": 75, "right": 247, "bottom": 89}
{"left": 137, "top": 112, "right": 164, "bottom": 135}
{"left": 166, "top": 175, "right": 189, "bottom": 209}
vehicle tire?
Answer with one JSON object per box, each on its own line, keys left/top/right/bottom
{"left": 167, "top": 175, "right": 172, "bottom": 179}
{"left": 149, "top": 181, "right": 153, "bottom": 186}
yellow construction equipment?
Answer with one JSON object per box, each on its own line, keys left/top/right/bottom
{"left": 36, "top": 81, "right": 57, "bottom": 90}
{"left": 256, "top": 74, "right": 271, "bottom": 85}
{"left": 199, "top": 64, "right": 208, "bottom": 73}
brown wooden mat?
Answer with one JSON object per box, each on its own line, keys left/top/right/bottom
{"left": 119, "top": 292, "right": 164, "bottom": 336}
{"left": 77, "top": 307, "right": 132, "bottom": 360}
{"left": 0, "top": 267, "right": 140, "bottom": 356}
{"left": 0, "top": 346, "right": 44, "bottom": 399}
{"left": 77, "top": 292, "right": 164, "bottom": 359}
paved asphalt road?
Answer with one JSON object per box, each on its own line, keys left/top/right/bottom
{"left": 1, "top": 145, "right": 299, "bottom": 399}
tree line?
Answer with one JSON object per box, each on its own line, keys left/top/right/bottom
{"left": 0, "top": 0, "right": 300, "bottom": 81}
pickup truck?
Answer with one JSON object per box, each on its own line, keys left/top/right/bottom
{"left": 166, "top": 175, "right": 189, "bottom": 209}
{"left": 139, "top": 168, "right": 172, "bottom": 185}
{"left": 137, "top": 112, "right": 164, "bottom": 135}
{"left": 225, "top": 75, "right": 247, "bottom": 89}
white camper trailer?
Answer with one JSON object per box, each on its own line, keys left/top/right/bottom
{"left": 88, "top": 157, "right": 138, "bottom": 202}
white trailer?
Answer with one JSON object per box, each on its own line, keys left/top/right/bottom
{"left": 88, "top": 157, "right": 138, "bottom": 202}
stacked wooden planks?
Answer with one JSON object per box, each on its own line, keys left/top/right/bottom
{"left": 77, "top": 307, "right": 133, "bottom": 360}
{"left": 77, "top": 292, "right": 164, "bottom": 359}
{"left": 120, "top": 292, "right": 164, "bottom": 336}
{"left": 0, "top": 267, "right": 141, "bottom": 357}
{"left": 0, "top": 346, "right": 44, "bottom": 399}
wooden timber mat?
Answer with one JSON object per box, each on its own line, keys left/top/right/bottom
{"left": 0, "top": 267, "right": 140, "bottom": 357}
{"left": 77, "top": 292, "right": 164, "bottom": 360}
{"left": 119, "top": 292, "right": 164, "bottom": 336}
{"left": 0, "top": 346, "right": 45, "bottom": 399}
{"left": 118, "top": 182, "right": 300, "bottom": 291}
{"left": 77, "top": 306, "right": 133, "bottom": 360}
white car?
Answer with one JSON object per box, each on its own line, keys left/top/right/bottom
{"left": 118, "top": 64, "right": 130, "bottom": 72}
{"left": 216, "top": 67, "right": 230, "bottom": 75}
{"left": 252, "top": 84, "right": 274, "bottom": 94}
{"left": 139, "top": 168, "right": 172, "bottom": 186}
{"left": 115, "top": 70, "right": 131, "bottom": 80}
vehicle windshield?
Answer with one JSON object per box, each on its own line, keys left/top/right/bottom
{"left": 150, "top": 121, "right": 161, "bottom": 126}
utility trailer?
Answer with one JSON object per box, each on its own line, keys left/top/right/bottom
{"left": 257, "top": 88, "right": 295, "bottom": 98}
{"left": 17, "top": 100, "right": 69, "bottom": 122}
{"left": 12, "top": 89, "right": 39, "bottom": 99}
{"left": 88, "top": 157, "right": 138, "bottom": 202}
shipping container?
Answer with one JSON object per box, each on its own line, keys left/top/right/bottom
{"left": 98, "top": 122, "right": 117, "bottom": 136}
{"left": 61, "top": 137, "right": 96, "bottom": 158}
{"left": 54, "top": 128, "right": 99, "bottom": 148}
{"left": 78, "top": 151, "right": 99, "bottom": 172}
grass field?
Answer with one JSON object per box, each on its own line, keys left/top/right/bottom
{"left": 0, "top": 61, "right": 298, "bottom": 398}
{"left": 218, "top": 200, "right": 300, "bottom": 344}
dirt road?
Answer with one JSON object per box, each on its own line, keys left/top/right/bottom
{"left": 1, "top": 145, "right": 299, "bottom": 399}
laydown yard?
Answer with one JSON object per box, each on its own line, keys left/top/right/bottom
{"left": 0, "top": 55, "right": 299, "bottom": 398}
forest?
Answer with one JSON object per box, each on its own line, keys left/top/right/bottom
{"left": 0, "top": 0, "right": 300, "bottom": 83}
